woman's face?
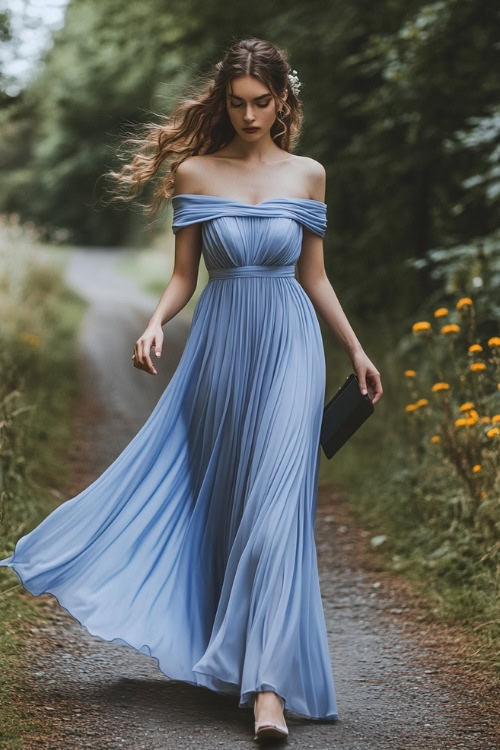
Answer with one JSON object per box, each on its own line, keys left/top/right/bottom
{"left": 226, "top": 75, "right": 286, "bottom": 140}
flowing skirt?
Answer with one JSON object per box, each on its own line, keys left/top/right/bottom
{"left": 0, "top": 275, "right": 339, "bottom": 721}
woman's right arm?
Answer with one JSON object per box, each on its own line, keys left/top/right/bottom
{"left": 133, "top": 162, "right": 203, "bottom": 376}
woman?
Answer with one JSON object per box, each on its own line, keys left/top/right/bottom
{"left": 0, "top": 37, "right": 383, "bottom": 742}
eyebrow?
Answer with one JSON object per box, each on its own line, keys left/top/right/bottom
{"left": 228, "top": 93, "right": 272, "bottom": 101}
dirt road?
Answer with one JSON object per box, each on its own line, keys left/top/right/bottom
{"left": 16, "top": 248, "right": 499, "bottom": 749}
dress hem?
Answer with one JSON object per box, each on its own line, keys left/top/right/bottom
{"left": 1, "top": 558, "right": 340, "bottom": 723}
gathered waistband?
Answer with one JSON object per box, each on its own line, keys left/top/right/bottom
{"left": 208, "top": 264, "right": 296, "bottom": 280}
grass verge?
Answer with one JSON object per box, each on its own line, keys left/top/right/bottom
{"left": 0, "top": 233, "right": 87, "bottom": 748}
{"left": 320, "top": 310, "right": 499, "bottom": 678}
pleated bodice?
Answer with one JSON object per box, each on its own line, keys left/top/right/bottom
{"left": 171, "top": 193, "right": 327, "bottom": 275}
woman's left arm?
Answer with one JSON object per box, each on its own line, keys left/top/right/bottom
{"left": 297, "top": 162, "right": 383, "bottom": 405}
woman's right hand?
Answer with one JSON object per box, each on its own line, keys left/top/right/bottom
{"left": 132, "top": 324, "right": 164, "bottom": 376}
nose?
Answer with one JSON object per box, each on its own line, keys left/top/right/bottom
{"left": 243, "top": 106, "right": 256, "bottom": 123}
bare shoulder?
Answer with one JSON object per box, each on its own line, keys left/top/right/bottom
{"left": 294, "top": 155, "right": 326, "bottom": 201}
{"left": 172, "top": 155, "right": 213, "bottom": 196}
{"left": 299, "top": 155, "right": 326, "bottom": 179}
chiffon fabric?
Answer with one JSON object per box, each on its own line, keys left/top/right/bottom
{"left": 0, "top": 194, "right": 339, "bottom": 721}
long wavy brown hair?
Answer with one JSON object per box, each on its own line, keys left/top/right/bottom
{"left": 103, "top": 37, "right": 303, "bottom": 218}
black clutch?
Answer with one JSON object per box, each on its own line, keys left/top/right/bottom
{"left": 320, "top": 373, "right": 374, "bottom": 459}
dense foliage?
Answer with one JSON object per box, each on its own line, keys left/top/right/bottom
{"left": 0, "top": 0, "right": 498, "bottom": 322}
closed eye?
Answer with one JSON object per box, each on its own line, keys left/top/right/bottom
{"left": 230, "top": 100, "right": 271, "bottom": 108}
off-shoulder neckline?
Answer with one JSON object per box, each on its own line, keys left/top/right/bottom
{"left": 171, "top": 193, "right": 326, "bottom": 208}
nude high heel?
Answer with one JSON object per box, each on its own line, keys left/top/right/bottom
{"left": 253, "top": 694, "right": 289, "bottom": 741}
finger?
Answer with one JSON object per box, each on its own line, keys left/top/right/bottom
{"left": 136, "top": 344, "right": 149, "bottom": 374}
{"left": 136, "top": 341, "right": 145, "bottom": 370}
{"left": 153, "top": 337, "right": 162, "bottom": 359}
{"left": 140, "top": 340, "right": 157, "bottom": 375}
{"left": 146, "top": 353, "right": 157, "bottom": 375}
{"left": 357, "top": 371, "right": 368, "bottom": 395}
{"left": 136, "top": 340, "right": 144, "bottom": 366}
{"left": 372, "top": 376, "right": 383, "bottom": 404}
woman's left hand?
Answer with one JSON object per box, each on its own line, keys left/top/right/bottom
{"left": 350, "top": 349, "right": 383, "bottom": 405}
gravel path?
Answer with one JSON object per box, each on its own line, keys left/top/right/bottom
{"left": 15, "top": 248, "right": 499, "bottom": 749}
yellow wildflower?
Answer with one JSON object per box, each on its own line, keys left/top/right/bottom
{"left": 405, "top": 404, "right": 418, "bottom": 412}
{"left": 431, "top": 435, "right": 441, "bottom": 443}
{"left": 470, "top": 362, "right": 487, "bottom": 372}
{"left": 412, "top": 321, "right": 431, "bottom": 333}
{"left": 432, "top": 382, "right": 450, "bottom": 392}
{"left": 441, "top": 324, "right": 460, "bottom": 334}
{"left": 455, "top": 418, "right": 467, "bottom": 427}
{"left": 487, "top": 336, "right": 500, "bottom": 347}
{"left": 404, "top": 369, "right": 416, "bottom": 377}
{"left": 456, "top": 297, "right": 473, "bottom": 309}
{"left": 459, "top": 402, "right": 475, "bottom": 411}
{"left": 472, "top": 464, "right": 481, "bottom": 472}
{"left": 415, "top": 398, "right": 429, "bottom": 407}
{"left": 492, "top": 415, "right": 500, "bottom": 423}
{"left": 468, "top": 343, "right": 482, "bottom": 353}
{"left": 486, "top": 427, "right": 499, "bottom": 437}
{"left": 434, "top": 307, "right": 448, "bottom": 318}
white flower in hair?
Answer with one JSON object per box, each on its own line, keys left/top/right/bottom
{"left": 287, "top": 69, "right": 302, "bottom": 96}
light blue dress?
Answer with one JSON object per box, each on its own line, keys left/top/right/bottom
{"left": 0, "top": 194, "right": 339, "bottom": 722}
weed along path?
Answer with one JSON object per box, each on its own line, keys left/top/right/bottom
{"left": 15, "top": 248, "right": 499, "bottom": 749}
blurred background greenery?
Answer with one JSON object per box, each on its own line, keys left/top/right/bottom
{"left": 0, "top": 3, "right": 499, "bottom": 727}
{"left": 2, "top": 0, "right": 500, "bottom": 313}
